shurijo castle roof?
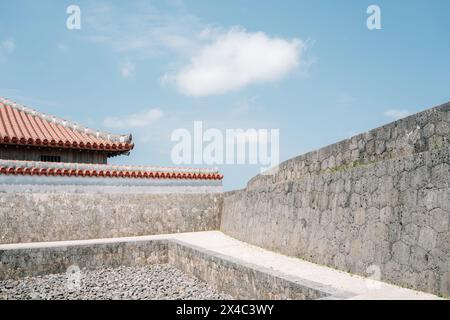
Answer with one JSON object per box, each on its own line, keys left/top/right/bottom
{"left": 0, "top": 159, "right": 223, "bottom": 180}
{"left": 0, "top": 97, "right": 133, "bottom": 155}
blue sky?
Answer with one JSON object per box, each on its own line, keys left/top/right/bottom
{"left": 1, "top": 0, "right": 449, "bottom": 190}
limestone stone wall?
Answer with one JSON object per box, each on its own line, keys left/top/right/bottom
{"left": 168, "top": 240, "right": 352, "bottom": 299}
{"left": 247, "top": 102, "right": 449, "bottom": 190}
{"left": 221, "top": 102, "right": 450, "bottom": 297}
{"left": 0, "top": 239, "right": 168, "bottom": 280}
{"left": 0, "top": 193, "right": 222, "bottom": 244}
{"left": 222, "top": 148, "right": 450, "bottom": 297}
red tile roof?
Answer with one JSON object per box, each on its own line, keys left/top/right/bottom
{"left": 0, "top": 159, "right": 223, "bottom": 180}
{"left": 0, "top": 97, "right": 133, "bottom": 154}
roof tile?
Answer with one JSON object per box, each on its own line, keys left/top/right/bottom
{"left": 0, "top": 97, "right": 133, "bottom": 153}
{"left": 0, "top": 159, "right": 223, "bottom": 181}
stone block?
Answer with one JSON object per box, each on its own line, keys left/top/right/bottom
{"left": 392, "top": 241, "right": 411, "bottom": 265}
{"left": 418, "top": 226, "right": 437, "bottom": 251}
{"left": 430, "top": 208, "right": 449, "bottom": 233}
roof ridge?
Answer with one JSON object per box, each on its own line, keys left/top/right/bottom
{"left": 0, "top": 96, "right": 132, "bottom": 144}
{"left": 0, "top": 159, "right": 219, "bottom": 173}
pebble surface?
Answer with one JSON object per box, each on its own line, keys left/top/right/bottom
{"left": 0, "top": 264, "right": 233, "bottom": 300}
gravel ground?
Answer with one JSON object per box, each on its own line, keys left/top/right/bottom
{"left": 0, "top": 264, "right": 233, "bottom": 300}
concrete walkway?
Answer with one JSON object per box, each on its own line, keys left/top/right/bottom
{"left": 0, "top": 231, "right": 442, "bottom": 300}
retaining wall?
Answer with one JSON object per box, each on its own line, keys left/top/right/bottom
{"left": 0, "top": 192, "right": 222, "bottom": 244}
{"left": 0, "top": 238, "right": 350, "bottom": 299}
{"left": 0, "top": 239, "right": 168, "bottom": 279}
{"left": 247, "top": 102, "right": 450, "bottom": 190}
{"left": 221, "top": 102, "right": 450, "bottom": 297}
{"left": 168, "top": 240, "right": 351, "bottom": 299}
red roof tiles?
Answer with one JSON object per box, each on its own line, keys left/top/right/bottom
{"left": 0, "top": 160, "right": 223, "bottom": 180}
{"left": 0, "top": 98, "right": 133, "bottom": 153}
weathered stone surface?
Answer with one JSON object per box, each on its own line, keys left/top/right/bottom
{"left": 221, "top": 103, "right": 450, "bottom": 298}
{"left": 0, "top": 239, "right": 169, "bottom": 280}
{"left": 418, "top": 226, "right": 437, "bottom": 251}
{"left": 392, "top": 241, "right": 410, "bottom": 265}
{"left": 246, "top": 102, "right": 450, "bottom": 190}
{"left": 0, "top": 193, "right": 222, "bottom": 244}
{"left": 430, "top": 208, "right": 449, "bottom": 233}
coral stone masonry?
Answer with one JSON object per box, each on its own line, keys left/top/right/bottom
{"left": 221, "top": 101, "right": 450, "bottom": 298}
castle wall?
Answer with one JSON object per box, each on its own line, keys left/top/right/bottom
{"left": 221, "top": 102, "right": 450, "bottom": 297}
{"left": 0, "top": 191, "right": 222, "bottom": 244}
{"left": 247, "top": 102, "right": 449, "bottom": 190}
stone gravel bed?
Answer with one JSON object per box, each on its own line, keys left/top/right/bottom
{"left": 0, "top": 264, "right": 233, "bottom": 300}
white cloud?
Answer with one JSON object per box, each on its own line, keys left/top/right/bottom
{"left": 120, "top": 59, "right": 135, "bottom": 78}
{"left": 103, "top": 108, "right": 163, "bottom": 129}
{"left": 0, "top": 39, "right": 15, "bottom": 63}
{"left": 165, "top": 27, "right": 303, "bottom": 96}
{"left": 83, "top": 4, "right": 308, "bottom": 97}
{"left": 384, "top": 109, "right": 411, "bottom": 120}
